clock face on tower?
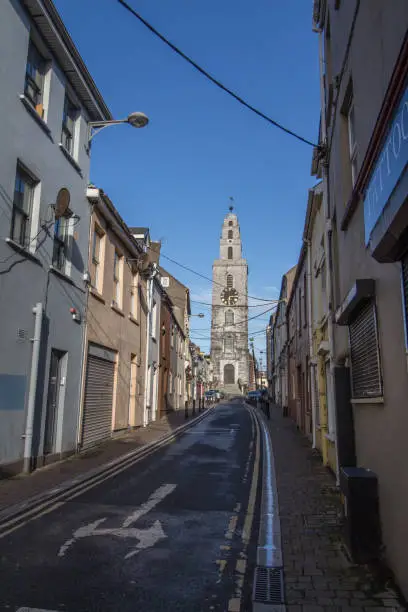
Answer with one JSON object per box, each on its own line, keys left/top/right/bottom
{"left": 221, "top": 287, "right": 239, "bottom": 305}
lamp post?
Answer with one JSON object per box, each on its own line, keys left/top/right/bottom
{"left": 87, "top": 111, "right": 149, "bottom": 145}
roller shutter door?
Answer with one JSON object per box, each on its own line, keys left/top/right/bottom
{"left": 81, "top": 354, "right": 114, "bottom": 448}
{"left": 349, "top": 300, "right": 382, "bottom": 398}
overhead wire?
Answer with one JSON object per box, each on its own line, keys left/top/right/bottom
{"left": 160, "top": 252, "right": 279, "bottom": 303}
{"left": 116, "top": 0, "right": 318, "bottom": 148}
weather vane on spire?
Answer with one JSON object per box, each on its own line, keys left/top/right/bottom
{"left": 229, "top": 196, "right": 234, "bottom": 212}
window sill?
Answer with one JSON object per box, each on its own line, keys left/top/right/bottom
{"left": 111, "top": 302, "right": 125, "bottom": 317}
{"left": 20, "top": 95, "right": 53, "bottom": 140}
{"left": 90, "top": 288, "right": 105, "bottom": 304}
{"left": 351, "top": 397, "right": 384, "bottom": 405}
{"left": 5, "top": 238, "right": 42, "bottom": 265}
{"left": 129, "top": 314, "right": 139, "bottom": 326}
{"left": 58, "top": 143, "right": 82, "bottom": 175}
{"left": 49, "top": 265, "right": 76, "bottom": 287}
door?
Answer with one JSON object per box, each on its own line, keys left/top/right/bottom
{"left": 128, "top": 354, "right": 138, "bottom": 427}
{"left": 224, "top": 364, "right": 234, "bottom": 384}
{"left": 44, "top": 350, "right": 64, "bottom": 455}
{"left": 82, "top": 354, "right": 115, "bottom": 448}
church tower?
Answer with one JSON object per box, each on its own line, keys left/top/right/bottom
{"left": 211, "top": 208, "right": 249, "bottom": 390}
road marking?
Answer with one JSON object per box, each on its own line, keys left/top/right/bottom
{"left": 0, "top": 410, "right": 213, "bottom": 540}
{"left": 17, "top": 609, "right": 60, "bottom": 612}
{"left": 242, "top": 407, "right": 260, "bottom": 546}
{"left": 225, "top": 514, "right": 238, "bottom": 540}
{"left": 227, "top": 405, "right": 259, "bottom": 612}
{"left": 58, "top": 483, "right": 176, "bottom": 558}
{"left": 0, "top": 502, "right": 64, "bottom": 540}
{"left": 122, "top": 483, "right": 176, "bottom": 527}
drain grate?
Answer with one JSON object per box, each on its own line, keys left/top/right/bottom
{"left": 303, "top": 512, "right": 340, "bottom": 529}
{"left": 253, "top": 566, "right": 285, "bottom": 604}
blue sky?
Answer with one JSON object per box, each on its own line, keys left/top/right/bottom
{"left": 54, "top": 0, "right": 320, "bottom": 358}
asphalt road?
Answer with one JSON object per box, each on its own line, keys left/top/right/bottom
{"left": 0, "top": 400, "right": 262, "bottom": 612}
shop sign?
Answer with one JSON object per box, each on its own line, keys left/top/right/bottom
{"left": 364, "top": 83, "right": 408, "bottom": 244}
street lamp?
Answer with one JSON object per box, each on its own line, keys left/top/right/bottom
{"left": 190, "top": 313, "right": 205, "bottom": 318}
{"left": 87, "top": 111, "right": 149, "bottom": 145}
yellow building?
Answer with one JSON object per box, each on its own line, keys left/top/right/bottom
{"left": 304, "top": 181, "right": 337, "bottom": 473}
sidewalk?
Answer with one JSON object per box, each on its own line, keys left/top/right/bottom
{"left": 0, "top": 407, "right": 196, "bottom": 512}
{"left": 266, "top": 404, "right": 406, "bottom": 612}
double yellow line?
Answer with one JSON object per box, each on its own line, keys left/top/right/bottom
{"left": 227, "top": 403, "right": 262, "bottom": 612}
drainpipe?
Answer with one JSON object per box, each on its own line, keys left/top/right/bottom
{"left": 316, "top": 24, "right": 339, "bottom": 479}
{"left": 143, "top": 264, "right": 157, "bottom": 426}
{"left": 76, "top": 201, "right": 94, "bottom": 449}
{"left": 23, "top": 302, "right": 43, "bottom": 474}
{"left": 305, "top": 238, "right": 317, "bottom": 448}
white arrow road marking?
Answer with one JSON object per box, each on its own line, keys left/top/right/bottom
{"left": 58, "top": 483, "right": 176, "bottom": 559}
{"left": 17, "top": 609, "right": 60, "bottom": 612}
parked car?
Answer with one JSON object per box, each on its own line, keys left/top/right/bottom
{"left": 205, "top": 390, "right": 217, "bottom": 401}
{"left": 247, "top": 390, "right": 262, "bottom": 402}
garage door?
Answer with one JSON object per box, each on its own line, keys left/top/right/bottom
{"left": 81, "top": 351, "right": 115, "bottom": 448}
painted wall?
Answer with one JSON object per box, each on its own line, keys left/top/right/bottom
{"left": 325, "top": 0, "right": 408, "bottom": 598}
{"left": 0, "top": 0, "right": 93, "bottom": 468}
{"left": 84, "top": 205, "right": 146, "bottom": 435}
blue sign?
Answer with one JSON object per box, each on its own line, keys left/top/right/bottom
{"left": 364, "top": 82, "right": 408, "bottom": 244}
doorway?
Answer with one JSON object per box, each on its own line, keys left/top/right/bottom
{"left": 224, "top": 363, "right": 235, "bottom": 385}
{"left": 128, "top": 354, "right": 138, "bottom": 427}
{"left": 44, "top": 349, "right": 65, "bottom": 455}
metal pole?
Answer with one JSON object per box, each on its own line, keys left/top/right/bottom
{"left": 23, "top": 302, "right": 43, "bottom": 474}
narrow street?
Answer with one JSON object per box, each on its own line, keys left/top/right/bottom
{"left": 0, "top": 401, "right": 263, "bottom": 612}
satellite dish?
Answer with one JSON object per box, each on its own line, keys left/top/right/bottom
{"left": 54, "top": 188, "right": 70, "bottom": 219}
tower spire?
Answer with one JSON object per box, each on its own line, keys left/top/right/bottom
{"left": 229, "top": 196, "right": 234, "bottom": 212}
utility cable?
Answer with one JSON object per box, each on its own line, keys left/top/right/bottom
{"left": 161, "top": 252, "right": 279, "bottom": 303}
{"left": 116, "top": 0, "right": 318, "bottom": 148}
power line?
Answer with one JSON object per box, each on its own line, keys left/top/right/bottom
{"left": 190, "top": 299, "right": 276, "bottom": 308}
{"left": 160, "top": 252, "right": 279, "bottom": 303}
{"left": 115, "top": 0, "right": 318, "bottom": 148}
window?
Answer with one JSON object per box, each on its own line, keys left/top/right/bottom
{"left": 324, "top": 17, "right": 333, "bottom": 127}
{"left": 298, "top": 288, "right": 302, "bottom": 332}
{"left": 325, "top": 360, "right": 336, "bottom": 435}
{"left": 228, "top": 221, "right": 233, "bottom": 227}
{"left": 312, "top": 364, "right": 320, "bottom": 427}
{"left": 11, "top": 166, "right": 35, "bottom": 247}
{"left": 130, "top": 273, "right": 139, "bottom": 318}
{"left": 52, "top": 215, "right": 70, "bottom": 272}
{"left": 228, "top": 247, "right": 233, "bottom": 259}
{"left": 347, "top": 101, "right": 358, "bottom": 185}
{"left": 113, "top": 250, "right": 123, "bottom": 308}
{"left": 171, "top": 326, "right": 174, "bottom": 348}
{"left": 225, "top": 310, "right": 234, "bottom": 325}
{"left": 151, "top": 300, "right": 157, "bottom": 339}
{"left": 349, "top": 300, "right": 383, "bottom": 398}
{"left": 91, "top": 225, "right": 103, "bottom": 291}
{"left": 228, "top": 230, "right": 233, "bottom": 239}
{"left": 25, "top": 41, "right": 45, "bottom": 115}
{"left": 227, "top": 274, "right": 233, "bottom": 288}
{"left": 303, "top": 274, "right": 307, "bottom": 326}
{"left": 321, "top": 259, "right": 327, "bottom": 317}
{"left": 225, "top": 335, "right": 234, "bottom": 352}
{"left": 61, "top": 96, "right": 77, "bottom": 155}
